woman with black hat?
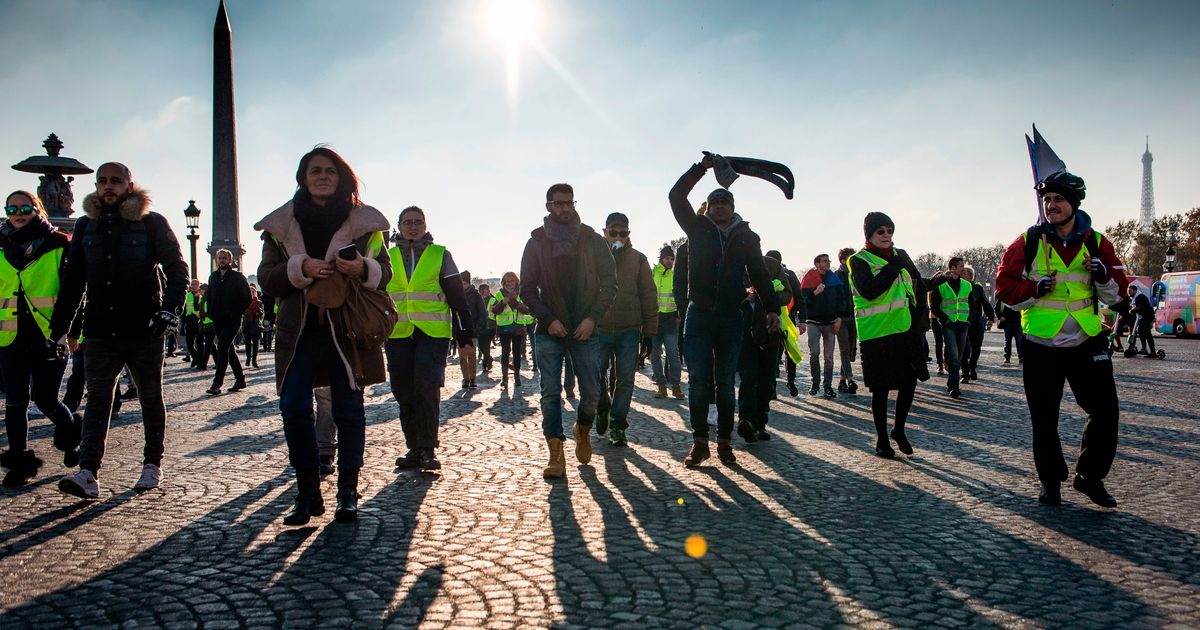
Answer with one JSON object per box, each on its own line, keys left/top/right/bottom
{"left": 847, "top": 212, "right": 929, "bottom": 458}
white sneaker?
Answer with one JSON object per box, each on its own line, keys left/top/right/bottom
{"left": 59, "top": 469, "right": 100, "bottom": 499}
{"left": 133, "top": 463, "right": 162, "bottom": 491}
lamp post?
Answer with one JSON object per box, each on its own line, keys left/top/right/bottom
{"left": 184, "top": 200, "right": 201, "bottom": 279}
{"left": 1163, "top": 220, "right": 1179, "bottom": 274}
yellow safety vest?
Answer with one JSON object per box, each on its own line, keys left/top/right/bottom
{"left": 0, "top": 248, "right": 63, "bottom": 346}
{"left": 849, "top": 249, "right": 915, "bottom": 342}
{"left": 488, "top": 291, "right": 526, "bottom": 327}
{"left": 937, "top": 279, "right": 971, "bottom": 323}
{"left": 1020, "top": 233, "right": 1102, "bottom": 339}
{"left": 652, "top": 264, "right": 676, "bottom": 313}
{"left": 387, "top": 244, "right": 452, "bottom": 339}
{"left": 183, "top": 292, "right": 198, "bottom": 316}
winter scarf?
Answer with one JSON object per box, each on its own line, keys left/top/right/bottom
{"left": 293, "top": 191, "right": 352, "bottom": 259}
{"left": 543, "top": 210, "right": 581, "bottom": 257}
{"left": 0, "top": 214, "right": 54, "bottom": 265}
{"left": 396, "top": 232, "right": 436, "bottom": 277}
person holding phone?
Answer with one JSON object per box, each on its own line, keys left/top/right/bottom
{"left": 255, "top": 147, "right": 391, "bottom": 525}
{"left": 386, "top": 206, "right": 475, "bottom": 471}
{"left": 0, "top": 191, "right": 82, "bottom": 487}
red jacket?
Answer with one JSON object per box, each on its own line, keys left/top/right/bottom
{"left": 995, "top": 227, "right": 1129, "bottom": 311}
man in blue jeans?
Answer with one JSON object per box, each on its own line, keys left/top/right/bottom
{"left": 520, "top": 183, "right": 617, "bottom": 479}
{"left": 651, "top": 246, "right": 684, "bottom": 399}
{"left": 594, "top": 212, "right": 657, "bottom": 447}
{"left": 669, "top": 155, "right": 781, "bottom": 466}
{"left": 929, "top": 257, "right": 970, "bottom": 398}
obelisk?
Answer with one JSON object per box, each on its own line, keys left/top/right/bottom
{"left": 209, "top": 0, "right": 244, "bottom": 269}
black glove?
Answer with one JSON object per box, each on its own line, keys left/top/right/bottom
{"left": 45, "top": 338, "right": 67, "bottom": 362}
{"left": 149, "top": 310, "right": 181, "bottom": 337}
{"left": 1088, "top": 257, "right": 1109, "bottom": 283}
{"left": 640, "top": 335, "right": 653, "bottom": 360}
{"left": 1035, "top": 276, "right": 1054, "bottom": 298}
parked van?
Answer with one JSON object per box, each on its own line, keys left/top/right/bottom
{"left": 1156, "top": 271, "right": 1200, "bottom": 336}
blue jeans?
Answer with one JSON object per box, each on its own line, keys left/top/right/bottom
{"left": 596, "top": 330, "right": 640, "bottom": 430}
{"left": 0, "top": 344, "right": 74, "bottom": 453}
{"left": 684, "top": 307, "right": 743, "bottom": 441}
{"left": 534, "top": 334, "right": 600, "bottom": 440}
{"left": 651, "top": 313, "right": 681, "bottom": 386}
{"left": 941, "top": 321, "right": 969, "bottom": 391}
{"left": 279, "top": 330, "right": 365, "bottom": 471}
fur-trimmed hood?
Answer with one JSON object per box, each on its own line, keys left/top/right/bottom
{"left": 82, "top": 186, "right": 152, "bottom": 222}
{"left": 254, "top": 199, "right": 389, "bottom": 261}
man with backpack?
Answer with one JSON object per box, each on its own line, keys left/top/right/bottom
{"left": 996, "top": 171, "right": 1128, "bottom": 508}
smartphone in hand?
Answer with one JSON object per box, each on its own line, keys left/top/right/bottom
{"left": 337, "top": 244, "right": 358, "bottom": 260}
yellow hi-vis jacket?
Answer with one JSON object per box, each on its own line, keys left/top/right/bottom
{"left": 0, "top": 248, "right": 63, "bottom": 346}
{"left": 937, "top": 279, "right": 971, "bottom": 323}
{"left": 848, "top": 249, "right": 915, "bottom": 342}
{"left": 652, "top": 263, "right": 676, "bottom": 314}
{"left": 1020, "top": 233, "right": 1102, "bottom": 339}
{"left": 387, "top": 244, "right": 452, "bottom": 339}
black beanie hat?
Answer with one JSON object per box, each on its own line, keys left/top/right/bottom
{"left": 765, "top": 250, "right": 782, "bottom": 262}
{"left": 707, "top": 188, "right": 734, "bottom": 208}
{"left": 863, "top": 211, "right": 895, "bottom": 240}
{"left": 659, "top": 245, "right": 674, "bottom": 259}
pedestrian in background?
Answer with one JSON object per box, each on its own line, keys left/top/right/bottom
{"left": 650, "top": 245, "right": 684, "bottom": 400}
{"left": 490, "top": 272, "right": 532, "bottom": 390}
{"left": 834, "top": 247, "right": 859, "bottom": 394}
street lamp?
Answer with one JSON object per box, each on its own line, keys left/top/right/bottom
{"left": 184, "top": 200, "right": 201, "bottom": 279}
{"left": 1163, "top": 220, "right": 1179, "bottom": 274}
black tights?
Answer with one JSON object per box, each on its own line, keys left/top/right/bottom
{"left": 871, "top": 385, "right": 915, "bottom": 439}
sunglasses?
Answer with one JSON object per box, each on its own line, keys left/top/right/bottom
{"left": 874, "top": 226, "right": 895, "bottom": 235}
{"left": 608, "top": 229, "right": 630, "bottom": 238}
{"left": 4, "top": 204, "right": 35, "bottom": 216}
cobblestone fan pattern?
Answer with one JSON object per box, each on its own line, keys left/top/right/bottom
{"left": 1, "top": 333, "right": 1198, "bottom": 628}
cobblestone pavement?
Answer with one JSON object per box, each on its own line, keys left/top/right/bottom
{"left": 1, "top": 331, "right": 1198, "bottom": 629}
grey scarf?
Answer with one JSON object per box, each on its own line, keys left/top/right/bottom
{"left": 397, "top": 232, "right": 436, "bottom": 277}
{"left": 543, "top": 211, "right": 581, "bottom": 257}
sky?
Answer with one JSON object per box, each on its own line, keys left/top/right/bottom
{"left": 2, "top": 0, "right": 1197, "bottom": 281}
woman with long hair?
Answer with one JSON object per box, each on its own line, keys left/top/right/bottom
{"left": 847, "top": 212, "right": 929, "bottom": 458}
{"left": 386, "top": 206, "right": 475, "bottom": 471}
{"left": 489, "top": 271, "right": 532, "bottom": 390}
{"left": 255, "top": 147, "right": 392, "bottom": 525}
{"left": 0, "top": 191, "right": 82, "bottom": 486}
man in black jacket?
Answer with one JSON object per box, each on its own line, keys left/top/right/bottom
{"left": 205, "top": 248, "right": 251, "bottom": 395}
{"left": 521, "top": 183, "right": 617, "bottom": 479}
{"left": 670, "top": 155, "right": 780, "bottom": 466}
{"left": 959, "top": 266, "right": 995, "bottom": 382}
{"left": 51, "top": 162, "right": 188, "bottom": 498}
{"left": 800, "top": 253, "right": 848, "bottom": 398}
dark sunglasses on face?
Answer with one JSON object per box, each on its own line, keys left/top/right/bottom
{"left": 4, "top": 204, "right": 35, "bottom": 216}
{"left": 874, "top": 226, "right": 895, "bottom": 235}
{"left": 608, "top": 229, "right": 629, "bottom": 238}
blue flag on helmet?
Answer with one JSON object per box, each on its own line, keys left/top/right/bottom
{"left": 1026, "top": 124, "right": 1067, "bottom": 224}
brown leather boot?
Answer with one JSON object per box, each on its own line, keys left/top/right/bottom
{"left": 572, "top": 422, "right": 592, "bottom": 464}
{"left": 655, "top": 384, "right": 668, "bottom": 398}
{"left": 671, "top": 385, "right": 685, "bottom": 399}
{"left": 543, "top": 438, "right": 566, "bottom": 478}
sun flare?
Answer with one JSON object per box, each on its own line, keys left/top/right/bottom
{"left": 479, "top": 0, "right": 545, "bottom": 52}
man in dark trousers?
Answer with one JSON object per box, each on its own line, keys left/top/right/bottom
{"left": 670, "top": 154, "right": 781, "bottom": 466}
{"left": 929, "top": 257, "right": 970, "bottom": 398}
{"left": 996, "top": 170, "right": 1128, "bottom": 507}
{"left": 960, "top": 265, "right": 995, "bottom": 382}
{"left": 521, "top": 183, "right": 617, "bottom": 479}
{"left": 205, "top": 248, "right": 251, "bottom": 395}
{"left": 181, "top": 278, "right": 201, "bottom": 363}
{"left": 52, "top": 162, "right": 189, "bottom": 498}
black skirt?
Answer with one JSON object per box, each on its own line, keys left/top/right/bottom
{"left": 859, "top": 312, "right": 929, "bottom": 392}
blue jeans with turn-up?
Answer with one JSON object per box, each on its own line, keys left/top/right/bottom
{"left": 683, "top": 307, "right": 743, "bottom": 441}
{"left": 534, "top": 334, "right": 600, "bottom": 440}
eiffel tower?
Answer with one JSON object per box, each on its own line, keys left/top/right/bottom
{"left": 1139, "top": 137, "right": 1155, "bottom": 232}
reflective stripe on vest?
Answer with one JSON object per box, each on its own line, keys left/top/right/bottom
{"left": 937, "top": 280, "right": 971, "bottom": 323}
{"left": 653, "top": 264, "right": 676, "bottom": 313}
{"left": 0, "top": 248, "right": 63, "bottom": 347}
{"left": 848, "top": 249, "right": 914, "bottom": 342}
{"left": 1020, "top": 233, "right": 1102, "bottom": 339}
{"left": 386, "top": 244, "right": 452, "bottom": 339}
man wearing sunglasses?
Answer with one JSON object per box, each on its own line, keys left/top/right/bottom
{"left": 670, "top": 154, "right": 781, "bottom": 466}
{"left": 593, "top": 212, "right": 657, "bottom": 447}
{"left": 51, "top": 162, "right": 189, "bottom": 499}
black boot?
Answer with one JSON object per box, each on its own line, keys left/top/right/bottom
{"left": 53, "top": 412, "right": 84, "bottom": 468}
{"left": 1, "top": 449, "right": 44, "bottom": 488}
{"left": 335, "top": 468, "right": 359, "bottom": 522}
{"left": 282, "top": 467, "right": 325, "bottom": 526}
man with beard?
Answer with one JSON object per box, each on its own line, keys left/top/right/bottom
{"left": 52, "top": 162, "right": 189, "bottom": 498}
{"left": 669, "top": 155, "right": 781, "bottom": 466}
{"left": 593, "top": 212, "right": 657, "bottom": 447}
{"left": 520, "top": 183, "right": 616, "bottom": 479}
{"left": 205, "top": 248, "right": 251, "bottom": 395}
{"left": 996, "top": 171, "right": 1128, "bottom": 508}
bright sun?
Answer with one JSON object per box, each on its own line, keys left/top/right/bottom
{"left": 479, "top": 0, "right": 545, "bottom": 52}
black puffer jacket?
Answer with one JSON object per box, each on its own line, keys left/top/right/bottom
{"left": 669, "top": 163, "right": 778, "bottom": 314}
{"left": 205, "top": 268, "right": 251, "bottom": 325}
{"left": 50, "top": 188, "right": 188, "bottom": 341}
